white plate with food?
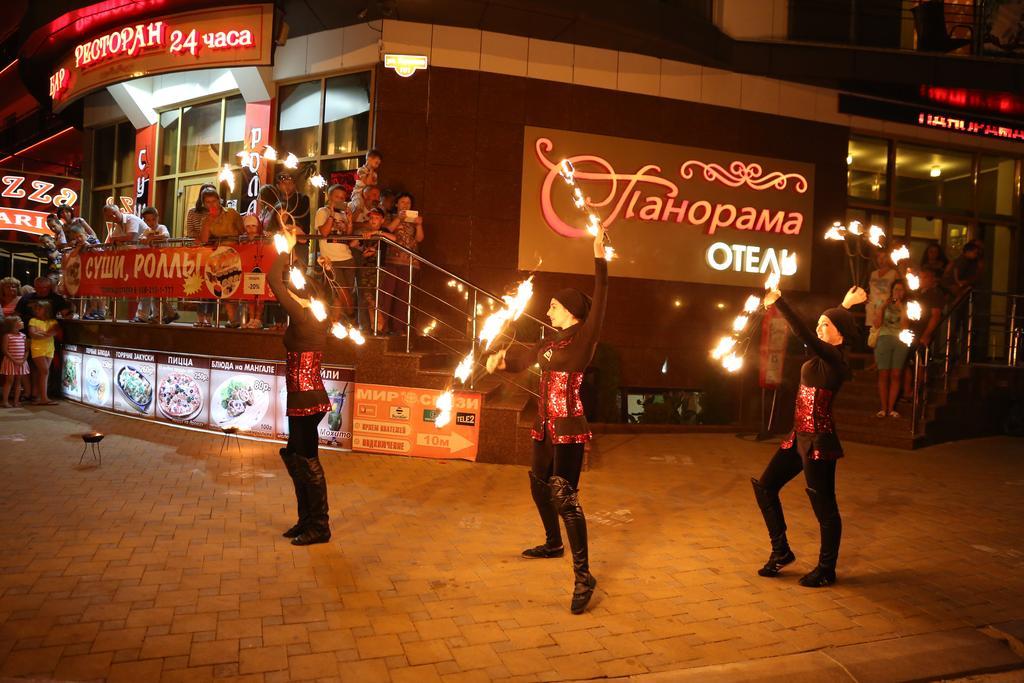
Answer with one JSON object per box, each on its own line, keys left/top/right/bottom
{"left": 157, "top": 372, "right": 204, "bottom": 422}
{"left": 83, "top": 357, "right": 110, "bottom": 405}
{"left": 211, "top": 376, "right": 271, "bottom": 430}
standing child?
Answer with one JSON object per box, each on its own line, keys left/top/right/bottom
{"left": 28, "top": 301, "right": 59, "bottom": 405}
{"left": 353, "top": 149, "right": 382, "bottom": 194}
{"left": 240, "top": 213, "right": 266, "bottom": 328}
{"left": 1, "top": 317, "right": 30, "bottom": 408}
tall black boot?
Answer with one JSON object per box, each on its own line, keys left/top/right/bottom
{"left": 751, "top": 478, "right": 796, "bottom": 577}
{"left": 800, "top": 487, "right": 841, "bottom": 587}
{"left": 522, "top": 472, "right": 564, "bottom": 559}
{"left": 549, "top": 476, "right": 596, "bottom": 614}
{"left": 291, "top": 455, "right": 331, "bottom": 546}
{"left": 280, "top": 449, "right": 308, "bottom": 538}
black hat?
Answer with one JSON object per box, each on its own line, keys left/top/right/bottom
{"left": 553, "top": 288, "right": 591, "bottom": 321}
{"left": 822, "top": 306, "right": 858, "bottom": 345}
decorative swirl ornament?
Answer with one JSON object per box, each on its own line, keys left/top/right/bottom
{"left": 680, "top": 160, "right": 808, "bottom": 194}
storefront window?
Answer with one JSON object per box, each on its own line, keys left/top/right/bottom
{"left": 158, "top": 110, "right": 180, "bottom": 177}
{"left": 89, "top": 121, "right": 136, "bottom": 239}
{"left": 223, "top": 96, "right": 246, "bottom": 163}
{"left": 277, "top": 80, "right": 321, "bottom": 159}
{"left": 894, "top": 143, "right": 973, "bottom": 212}
{"left": 180, "top": 100, "right": 222, "bottom": 173}
{"left": 93, "top": 126, "right": 116, "bottom": 187}
{"left": 322, "top": 73, "right": 371, "bottom": 156}
{"left": 977, "top": 155, "right": 1017, "bottom": 217}
{"left": 847, "top": 135, "right": 889, "bottom": 202}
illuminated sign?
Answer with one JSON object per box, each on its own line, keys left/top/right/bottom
{"left": 384, "top": 53, "right": 428, "bottom": 77}
{"left": 918, "top": 112, "right": 1024, "bottom": 142}
{"left": 519, "top": 127, "right": 815, "bottom": 290}
{"left": 840, "top": 93, "right": 1024, "bottom": 145}
{"left": 48, "top": 4, "right": 274, "bottom": 112}
{"left": 0, "top": 170, "right": 81, "bottom": 237}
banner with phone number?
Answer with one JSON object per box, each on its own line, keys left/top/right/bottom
{"left": 62, "top": 242, "right": 277, "bottom": 300}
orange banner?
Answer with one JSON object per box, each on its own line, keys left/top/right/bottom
{"left": 352, "top": 383, "right": 482, "bottom": 461}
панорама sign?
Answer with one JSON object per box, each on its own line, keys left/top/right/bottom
{"left": 519, "top": 126, "right": 815, "bottom": 290}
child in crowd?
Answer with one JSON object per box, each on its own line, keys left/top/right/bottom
{"left": 1, "top": 317, "right": 30, "bottom": 408}
{"left": 136, "top": 207, "right": 174, "bottom": 323}
{"left": 28, "top": 301, "right": 59, "bottom": 406}
{"left": 240, "top": 213, "right": 265, "bottom": 328}
{"left": 353, "top": 149, "right": 382, "bottom": 194}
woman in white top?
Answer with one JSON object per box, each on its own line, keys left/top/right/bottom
{"left": 315, "top": 184, "right": 356, "bottom": 322}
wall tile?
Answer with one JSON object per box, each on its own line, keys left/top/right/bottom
{"left": 478, "top": 72, "right": 526, "bottom": 124}
{"left": 572, "top": 45, "right": 618, "bottom": 90}
{"left": 381, "top": 19, "right": 433, "bottom": 57}
{"left": 342, "top": 23, "right": 380, "bottom": 69}
{"left": 778, "top": 81, "right": 818, "bottom": 121}
{"left": 272, "top": 35, "right": 307, "bottom": 82}
{"left": 426, "top": 115, "right": 477, "bottom": 167}
{"left": 527, "top": 38, "right": 573, "bottom": 83}
{"left": 524, "top": 79, "right": 572, "bottom": 129}
{"left": 617, "top": 52, "right": 660, "bottom": 96}
{"left": 421, "top": 163, "right": 476, "bottom": 217}
{"left": 814, "top": 88, "right": 850, "bottom": 126}
{"left": 427, "top": 68, "right": 480, "bottom": 118}
{"left": 472, "top": 169, "right": 521, "bottom": 221}
{"left": 740, "top": 75, "right": 779, "bottom": 115}
{"left": 659, "top": 59, "right": 701, "bottom": 102}
{"left": 306, "top": 27, "right": 344, "bottom": 75}
{"left": 373, "top": 109, "right": 427, "bottom": 165}
{"left": 480, "top": 31, "right": 528, "bottom": 77}
{"left": 431, "top": 25, "right": 482, "bottom": 71}
{"left": 374, "top": 65, "right": 429, "bottom": 115}
{"left": 474, "top": 120, "right": 524, "bottom": 172}
{"left": 701, "top": 67, "right": 742, "bottom": 108}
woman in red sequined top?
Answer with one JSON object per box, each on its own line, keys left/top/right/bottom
{"left": 752, "top": 284, "right": 867, "bottom": 588}
{"left": 487, "top": 227, "right": 608, "bottom": 615}
{"left": 268, "top": 239, "right": 333, "bottom": 547}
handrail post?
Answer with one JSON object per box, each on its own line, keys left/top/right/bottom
{"left": 215, "top": 298, "right": 221, "bottom": 328}
{"left": 911, "top": 349, "right": 920, "bottom": 436}
{"left": 965, "top": 290, "right": 974, "bottom": 365}
{"left": 1010, "top": 296, "right": 1019, "bottom": 366}
{"left": 406, "top": 259, "right": 413, "bottom": 353}
{"left": 470, "top": 290, "right": 478, "bottom": 390}
{"left": 943, "top": 317, "right": 953, "bottom": 393}
{"left": 374, "top": 240, "right": 382, "bottom": 336}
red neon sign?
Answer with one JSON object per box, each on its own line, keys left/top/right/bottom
{"left": 918, "top": 112, "right": 1024, "bottom": 142}
{"left": 534, "top": 138, "right": 808, "bottom": 240}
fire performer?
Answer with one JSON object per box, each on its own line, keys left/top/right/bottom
{"left": 268, "top": 231, "right": 333, "bottom": 546}
{"left": 485, "top": 226, "right": 608, "bottom": 614}
{"left": 751, "top": 283, "right": 867, "bottom": 587}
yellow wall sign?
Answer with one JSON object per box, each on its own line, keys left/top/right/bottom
{"left": 384, "top": 53, "right": 428, "bottom": 77}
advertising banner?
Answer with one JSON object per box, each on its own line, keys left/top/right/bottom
{"left": 352, "top": 383, "right": 482, "bottom": 461}
{"left": 209, "top": 358, "right": 278, "bottom": 437}
{"left": 49, "top": 4, "right": 275, "bottom": 111}
{"left": 275, "top": 366, "right": 355, "bottom": 448}
{"left": 63, "top": 242, "right": 278, "bottom": 300}
{"left": 113, "top": 349, "right": 158, "bottom": 417}
{"left": 759, "top": 306, "right": 789, "bottom": 389}
{"left": 61, "top": 344, "right": 83, "bottom": 401}
{"left": 155, "top": 353, "right": 211, "bottom": 428}
{"left": 82, "top": 347, "right": 114, "bottom": 409}
{"left": 519, "top": 126, "right": 815, "bottom": 290}
{"left": 0, "top": 170, "right": 82, "bottom": 238}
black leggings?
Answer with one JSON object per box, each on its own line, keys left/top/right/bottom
{"left": 757, "top": 445, "right": 837, "bottom": 496}
{"left": 532, "top": 439, "right": 585, "bottom": 488}
{"left": 287, "top": 412, "right": 325, "bottom": 458}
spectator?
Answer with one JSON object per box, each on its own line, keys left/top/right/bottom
{"left": 198, "top": 188, "right": 243, "bottom": 328}
{"left": 349, "top": 185, "right": 381, "bottom": 231}
{"left": 260, "top": 171, "right": 311, "bottom": 262}
{"left": 239, "top": 213, "right": 266, "bottom": 328}
{"left": 315, "top": 185, "right": 356, "bottom": 322}
{"left": 67, "top": 221, "right": 105, "bottom": 320}
{"left": 944, "top": 241, "right": 984, "bottom": 299}
{"left": 46, "top": 213, "right": 67, "bottom": 247}
{"left": 1, "top": 276, "right": 21, "bottom": 319}
{"left": 102, "top": 204, "right": 142, "bottom": 246}
{"left": 872, "top": 279, "right": 909, "bottom": 418}
{"left": 357, "top": 208, "right": 387, "bottom": 334}
{"left": 27, "top": 300, "right": 59, "bottom": 405}
{"left": 380, "top": 188, "right": 397, "bottom": 219}
{"left": 378, "top": 192, "right": 424, "bottom": 334}
{"left": 135, "top": 206, "right": 177, "bottom": 324}
{"left": 866, "top": 250, "right": 897, "bottom": 348}
{"left": 353, "top": 149, "right": 382, "bottom": 194}
{"left": 186, "top": 183, "right": 217, "bottom": 240}
{"left": 920, "top": 242, "right": 949, "bottom": 281}
{"left": 902, "top": 268, "right": 945, "bottom": 399}
{"left": 1, "top": 316, "right": 29, "bottom": 408}
{"left": 16, "top": 276, "right": 71, "bottom": 325}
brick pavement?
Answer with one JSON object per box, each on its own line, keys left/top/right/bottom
{"left": 1, "top": 403, "right": 1023, "bottom": 682}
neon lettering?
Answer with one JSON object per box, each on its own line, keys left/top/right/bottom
{"left": 28, "top": 181, "right": 54, "bottom": 204}
{"left": 704, "top": 242, "right": 798, "bottom": 275}
{"left": 755, "top": 210, "right": 785, "bottom": 233}
{"left": 708, "top": 203, "right": 736, "bottom": 235}
{"left": 638, "top": 196, "right": 662, "bottom": 221}
{"left": 660, "top": 198, "right": 689, "bottom": 223}
{"left": 782, "top": 213, "right": 803, "bottom": 235}
{"left": 735, "top": 207, "right": 756, "bottom": 231}
{"left": 688, "top": 200, "right": 712, "bottom": 226}
{"left": 1, "top": 176, "right": 26, "bottom": 199}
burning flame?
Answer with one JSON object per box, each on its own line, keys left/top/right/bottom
{"left": 289, "top": 267, "right": 306, "bottom": 290}
{"left": 891, "top": 245, "right": 910, "bottom": 264}
{"left": 263, "top": 146, "right": 278, "bottom": 161}
{"left": 478, "top": 278, "right": 534, "bottom": 350}
{"left": 423, "top": 320, "right": 438, "bottom": 336}
{"left": 907, "top": 301, "right": 922, "bottom": 321}
{"left": 722, "top": 352, "right": 744, "bottom": 373}
{"left": 906, "top": 272, "right": 920, "bottom": 290}
{"left": 572, "top": 187, "right": 586, "bottom": 209}
{"left": 824, "top": 225, "right": 845, "bottom": 241}
{"left": 273, "top": 233, "right": 290, "bottom": 254}
{"left": 847, "top": 220, "right": 863, "bottom": 236}
{"left": 310, "top": 173, "right": 327, "bottom": 189}
{"left": 732, "top": 315, "right": 749, "bottom": 333}
{"left": 454, "top": 352, "right": 474, "bottom": 384}
{"left": 218, "top": 165, "right": 235, "bottom": 192}
{"left": 764, "top": 270, "right": 781, "bottom": 291}
{"left": 283, "top": 152, "right": 299, "bottom": 169}
{"left": 780, "top": 252, "right": 797, "bottom": 276}
{"left": 309, "top": 299, "right": 327, "bottom": 321}
{"left": 898, "top": 329, "right": 915, "bottom": 346}
{"left": 559, "top": 159, "right": 575, "bottom": 184}
{"left": 586, "top": 213, "right": 601, "bottom": 236}
{"left": 711, "top": 336, "right": 737, "bottom": 360}
{"left": 603, "top": 245, "right": 616, "bottom": 261}
{"left": 868, "top": 224, "right": 886, "bottom": 247}
{"left": 743, "top": 295, "right": 761, "bottom": 313}
{"left": 330, "top": 322, "right": 348, "bottom": 340}
{"left": 434, "top": 390, "right": 453, "bottom": 428}
{"left": 348, "top": 327, "right": 365, "bottom": 345}
{"left": 236, "top": 150, "right": 248, "bottom": 161}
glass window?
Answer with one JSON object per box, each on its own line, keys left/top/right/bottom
{"left": 154, "top": 180, "right": 176, "bottom": 236}
{"left": 90, "top": 190, "right": 112, "bottom": 241}
{"left": 158, "top": 110, "right": 180, "bottom": 176}
{"left": 223, "top": 96, "right": 246, "bottom": 164}
{"left": 116, "top": 123, "right": 135, "bottom": 185}
{"left": 894, "top": 143, "right": 973, "bottom": 212}
{"left": 909, "top": 215, "right": 942, "bottom": 240}
{"left": 322, "top": 73, "right": 371, "bottom": 156}
{"left": 847, "top": 135, "right": 888, "bottom": 201}
{"left": 977, "top": 155, "right": 1016, "bottom": 216}
{"left": 180, "top": 100, "right": 222, "bottom": 172}
{"left": 277, "top": 80, "right": 322, "bottom": 158}
{"left": 93, "top": 126, "right": 115, "bottom": 186}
